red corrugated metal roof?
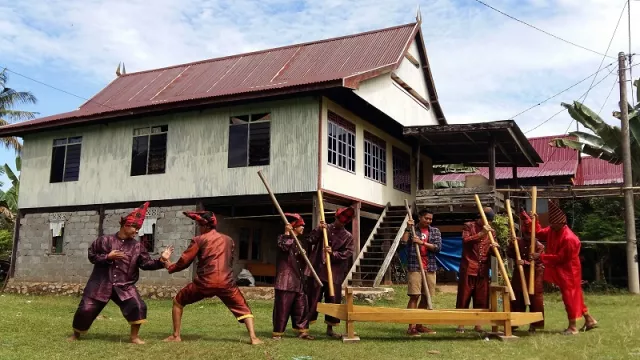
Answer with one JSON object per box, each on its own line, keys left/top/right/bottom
{"left": 1, "top": 22, "right": 433, "bottom": 136}
{"left": 578, "top": 156, "right": 623, "bottom": 185}
{"left": 434, "top": 134, "right": 579, "bottom": 181}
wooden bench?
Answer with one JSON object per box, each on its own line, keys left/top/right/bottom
{"left": 317, "top": 285, "right": 542, "bottom": 343}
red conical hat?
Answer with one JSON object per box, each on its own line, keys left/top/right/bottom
{"left": 120, "top": 202, "right": 149, "bottom": 228}
{"left": 548, "top": 199, "right": 567, "bottom": 224}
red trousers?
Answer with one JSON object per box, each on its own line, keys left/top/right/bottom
{"left": 174, "top": 283, "right": 254, "bottom": 323}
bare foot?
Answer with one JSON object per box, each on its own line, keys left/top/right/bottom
{"left": 272, "top": 336, "right": 282, "bottom": 340}
{"left": 250, "top": 337, "right": 264, "bottom": 345}
{"left": 130, "top": 337, "right": 145, "bottom": 345}
{"left": 298, "top": 333, "right": 315, "bottom": 340}
{"left": 326, "top": 331, "right": 342, "bottom": 339}
{"left": 163, "top": 335, "right": 182, "bottom": 342}
{"left": 67, "top": 335, "right": 80, "bottom": 342}
{"left": 474, "top": 326, "right": 483, "bottom": 333}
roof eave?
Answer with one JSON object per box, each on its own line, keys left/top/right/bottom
{"left": 0, "top": 80, "right": 344, "bottom": 137}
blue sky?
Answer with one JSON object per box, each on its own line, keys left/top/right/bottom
{"left": 1, "top": 0, "right": 638, "bottom": 190}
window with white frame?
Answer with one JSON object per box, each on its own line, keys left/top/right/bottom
{"left": 50, "top": 137, "right": 82, "bottom": 183}
{"left": 327, "top": 111, "right": 355, "bottom": 172}
{"left": 364, "top": 131, "right": 386, "bottom": 184}
{"left": 392, "top": 146, "right": 411, "bottom": 193}
{"left": 228, "top": 113, "right": 271, "bottom": 168}
{"left": 131, "top": 125, "right": 168, "bottom": 176}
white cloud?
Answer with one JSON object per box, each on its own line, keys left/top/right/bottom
{"left": 1, "top": 0, "right": 638, "bottom": 139}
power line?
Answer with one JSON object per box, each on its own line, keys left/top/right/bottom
{"left": 471, "top": 0, "right": 616, "bottom": 59}
{"left": 523, "top": 66, "right": 617, "bottom": 134}
{"left": 0, "top": 66, "right": 117, "bottom": 112}
{"left": 511, "top": 62, "right": 616, "bottom": 119}
{"left": 598, "top": 76, "right": 618, "bottom": 116}
{"left": 581, "top": 0, "right": 627, "bottom": 105}
{"left": 629, "top": 0, "right": 635, "bottom": 106}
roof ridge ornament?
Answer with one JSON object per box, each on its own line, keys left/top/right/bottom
{"left": 416, "top": 4, "right": 422, "bottom": 23}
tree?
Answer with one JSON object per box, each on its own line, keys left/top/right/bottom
{"left": 0, "top": 156, "right": 20, "bottom": 223}
{"left": 0, "top": 69, "right": 38, "bottom": 153}
{"left": 550, "top": 78, "right": 640, "bottom": 184}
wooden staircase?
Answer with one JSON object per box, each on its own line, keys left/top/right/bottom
{"left": 343, "top": 204, "right": 409, "bottom": 288}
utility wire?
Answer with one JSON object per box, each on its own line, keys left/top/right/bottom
{"left": 0, "top": 66, "right": 118, "bottom": 112}
{"left": 523, "top": 66, "right": 617, "bottom": 134}
{"left": 471, "top": 0, "right": 615, "bottom": 59}
{"left": 582, "top": 0, "right": 628, "bottom": 105}
{"left": 629, "top": 0, "right": 635, "bottom": 106}
{"left": 598, "top": 76, "right": 619, "bottom": 116}
{"left": 511, "top": 62, "right": 616, "bottom": 119}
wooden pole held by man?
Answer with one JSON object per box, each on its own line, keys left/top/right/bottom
{"left": 473, "top": 194, "right": 516, "bottom": 301}
{"left": 404, "top": 199, "right": 433, "bottom": 310}
{"left": 257, "top": 170, "right": 322, "bottom": 287}
{"left": 528, "top": 186, "right": 537, "bottom": 295}
{"left": 505, "top": 199, "right": 531, "bottom": 306}
{"left": 316, "top": 190, "right": 335, "bottom": 297}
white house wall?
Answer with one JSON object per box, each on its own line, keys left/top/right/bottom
{"left": 19, "top": 97, "right": 320, "bottom": 208}
{"left": 352, "top": 74, "right": 438, "bottom": 127}
{"left": 320, "top": 98, "right": 422, "bottom": 206}
{"left": 394, "top": 41, "right": 430, "bottom": 101}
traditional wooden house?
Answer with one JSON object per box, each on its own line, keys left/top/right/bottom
{"left": 1, "top": 20, "right": 453, "bottom": 289}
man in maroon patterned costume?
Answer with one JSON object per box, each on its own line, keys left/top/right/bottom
{"left": 69, "top": 202, "right": 173, "bottom": 344}
{"left": 162, "top": 211, "right": 262, "bottom": 345}
{"left": 507, "top": 209, "right": 545, "bottom": 332}
{"left": 272, "top": 213, "right": 313, "bottom": 340}
{"left": 304, "top": 206, "right": 354, "bottom": 339}
{"left": 455, "top": 207, "right": 498, "bottom": 333}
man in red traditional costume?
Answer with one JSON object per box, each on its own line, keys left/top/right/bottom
{"left": 506, "top": 209, "right": 545, "bottom": 332}
{"left": 272, "top": 213, "right": 314, "bottom": 340}
{"left": 68, "top": 202, "right": 174, "bottom": 344}
{"left": 162, "top": 211, "right": 262, "bottom": 345}
{"left": 304, "top": 206, "right": 354, "bottom": 339}
{"left": 401, "top": 209, "right": 442, "bottom": 336}
{"left": 529, "top": 200, "right": 598, "bottom": 335}
{"left": 456, "top": 207, "right": 498, "bottom": 333}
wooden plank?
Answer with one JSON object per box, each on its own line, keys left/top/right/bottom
{"left": 510, "top": 312, "right": 544, "bottom": 326}
{"left": 317, "top": 303, "right": 348, "bottom": 320}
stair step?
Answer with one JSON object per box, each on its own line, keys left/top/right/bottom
{"left": 357, "top": 264, "right": 383, "bottom": 268}
{"left": 350, "top": 271, "right": 378, "bottom": 276}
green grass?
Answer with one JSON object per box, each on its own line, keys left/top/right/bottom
{"left": 0, "top": 288, "right": 638, "bottom": 360}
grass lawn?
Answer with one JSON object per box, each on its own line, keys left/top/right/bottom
{"left": 0, "top": 288, "right": 638, "bottom": 360}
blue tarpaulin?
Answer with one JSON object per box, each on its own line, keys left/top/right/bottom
{"left": 398, "top": 236, "right": 490, "bottom": 279}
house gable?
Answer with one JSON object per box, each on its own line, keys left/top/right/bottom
{"left": 351, "top": 29, "right": 445, "bottom": 127}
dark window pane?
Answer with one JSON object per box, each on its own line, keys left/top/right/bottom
{"left": 148, "top": 133, "right": 167, "bottom": 174}
{"left": 131, "top": 135, "right": 149, "bottom": 176}
{"left": 251, "top": 228, "right": 261, "bottom": 260}
{"left": 53, "top": 138, "right": 67, "bottom": 146}
{"left": 50, "top": 146, "right": 66, "bottom": 183}
{"left": 228, "top": 124, "right": 248, "bottom": 168}
{"left": 248, "top": 122, "right": 270, "bottom": 166}
{"left": 68, "top": 136, "right": 82, "bottom": 144}
{"left": 63, "top": 144, "right": 82, "bottom": 181}
{"left": 239, "top": 228, "right": 250, "bottom": 260}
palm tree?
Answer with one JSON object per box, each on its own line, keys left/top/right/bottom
{"left": 550, "top": 79, "right": 640, "bottom": 184}
{"left": 0, "top": 69, "right": 38, "bottom": 153}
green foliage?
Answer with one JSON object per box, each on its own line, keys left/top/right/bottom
{"left": 492, "top": 214, "right": 510, "bottom": 249}
{"left": 562, "top": 197, "right": 626, "bottom": 242}
{"left": 1, "top": 69, "right": 38, "bottom": 153}
{"left": 0, "top": 156, "right": 20, "bottom": 223}
{"left": 552, "top": 78, "right": 640, "bottom": 184}
{"left": 0, "top": 229, "right": 12, "bottom": 260}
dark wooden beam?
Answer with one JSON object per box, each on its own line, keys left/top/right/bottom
{"left": 352, "top": 202, "right": 361, "bottom": 264}
{"left": 488, "top": 135, "right": 497, "bottom": 187}
{"left": 98, "top": 205, "right": 105, "bottom": 236}
{"left": 512, "top": 166, "right": 519, "bottom": 188}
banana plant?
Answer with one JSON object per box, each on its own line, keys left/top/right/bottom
{"left": 0, "top": 156, "right": 20, "bottom": 221}
{"left": 550, "top": 78, "right": 640, "bottom": 184}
